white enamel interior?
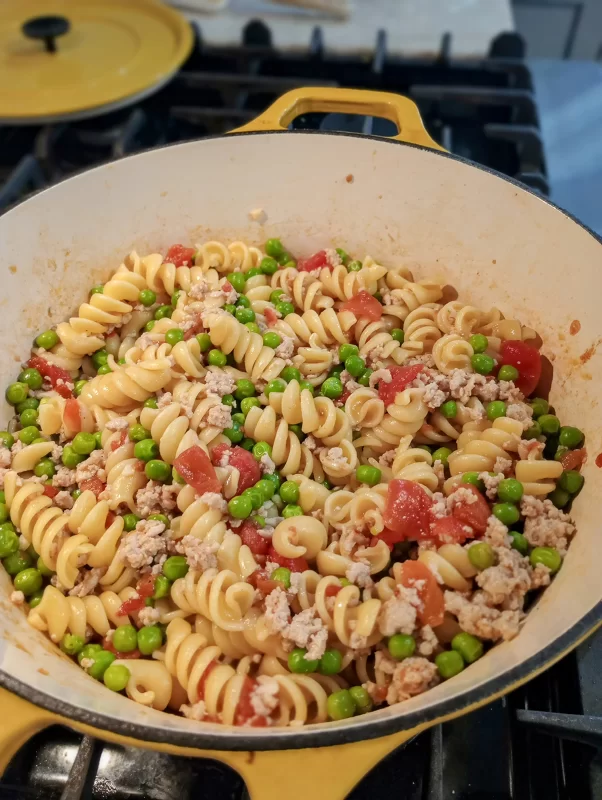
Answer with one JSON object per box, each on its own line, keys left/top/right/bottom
{"left": 0, "top": 132, "right": 600, "bottom": 745}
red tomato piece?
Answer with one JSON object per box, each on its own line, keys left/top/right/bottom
{"left": 247, "top": 569, "right": 269, "bottom": 588}
{"left": 222, "top": 280, "right": 233, "bottom": 293}
{"left": 110, "top": 430, "right": 128, "bottom": 451}
{"left": 27, "top": 356, "right": 73, "bottom": 398}
{"left": 450, "top": 483, "right": 490, "bottom": 536}
{"left": 135, "top": 460, "right": 146, "bottom": 472}
{"left": 174, "top": 446, "right": 221, "bottom": 495}
{"left": 137, "top": 574, "right": 156, "bottom": 598}
{"left": 43, "top": 485, "right": 59, "bottom": 498}
{"left": 267, "top": 545, "right": 309, "bottom": 573}
{"left": 377, "top": 365, "right": 424, "bottom": 407}
{"left": 383, "top": 479, "right": 433, "bottom": 540}
{"left": 105, "top": 512, "right": 116, "bottom": 529}
{"left": 264, "top": 307, "right": 278, "bottom": 326}
{"left": 325, "top": 584, "right": 341, "bottom": 597}
{"left": 431, "top": 515, "right": 472, "bottom": 545}
{"left": 239, "top": 520, "right": 270, "bottom": 556}
{"left": 166, "top": 244, "right": 195, "bottom": 267}
{"left": 235, "top": 676, "right": 259, "bottom": 725}
{"left": 63, "top": 398, "right": 82, "bottom": 433}
{"left": 341, "top": 290, "right": 383, "bottom": 321}
{"left": 79, "top": 477, "right": 106, "bottom": 498}
{"left": 375, "top": 528, "right": 399, "bottom": 549}
{"left": 117, "top": 596, "right": 145, "bottom": 616}
{"left": 183, "top": 318, "right": 205, "bottom": 340}
{"left": 560, "top": 447, "right": 586, "bottom": 472}
{"left": 396, "top": 560, "right": 445, "bottom": 627}
{"left": 499, "top": 340, "right": 542, "bottom": 397}
{"left": 257, "top": 577, "right": 285, "bottom": 595}
{"left": 297, "top": 250, "right": 329, "bottom": 273}
{"left": 103, "top": 637, "right": 141, "bottom": 658}
{"left": 197, "top": 660, "right": 218, "bottom": 702}
{"left": 211, "top": 444, "right": 260, "bottom": 494}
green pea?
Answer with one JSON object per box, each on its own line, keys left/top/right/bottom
{"left": 255, "top": 478, "right": 276, "bottom": 501}
{"left": 71, "top": 431, "right": 96, "bottom": 456}
{"left": 18, "top": 368, "right": 43, "bottom": 390}
{"left": 220, "top": 395, "right": 235, "bottom": 409}
{"left": 318, "top": 648, "right": 343, "bottom": 675}
{"left": 260, "top": 256, "right": 279, "bottom": 275}
{"left": 227, "top": 272, "right": 246, "bottom": 293}
{"left": 289, "top": 423, "right": 304, "bottom": 440}
{"left": 321, "top": 377, "right": 343, "bottom": 400}
{"left": 241, "top": 397, "right": 261, "bottom": 415}
{"left": 469, "top": 334, "right": 488, "bottom": 353}
{"left": 451, "top": 632, "right": 483, "bottom": 664}
{"left": 281, "top": 366, "right": 301, "bottom": 383}
{"left": 349, "top": 685, "right": 373, "bottom": 713}
{"left": 228, "top": 495, "right": 253, "bottom": 519}
{"left": 17, "top": 398, "right": 40, "bottom": 414}
{"left": 432, "top": 447, "right": 452, "bottom": 467}
{"left": 288, "top": 648, "right": 319, "bottom": 674}
{"left": 387, "top": 328, "right": 405, "bottom": 345}
{"left": 282, "top": 504, "right": 302, "bottom": 519}
{"left": 153, "top": 575, "right": 171, "bottom": 599}
{"left": 194, "top": 333, "right": 210, "bottom": 353}
{"left": 28, "top": 590, "right": 44, "bottom": 608}
{"left": 35, "top": 330, "right": 59, "bottom": 350}
{"left": 539, "top": 414, "right": 560, "bottom": 435}
{"left": 0, "top": 528, "right": 19, "bottom": 559}
{"left": 144, "top": 320, "right": 156, "bottom": 332}
{"left": 148, "top": 514, "right": 169, "bottom": 528}
{"left": 234, "top": 379, "right": 256, "bottom": 401}
{"left": 549, "top": 488, "right": 570, "bottom": 509}
{"left": 251, "top": 515, "right": 266, "bottom": 527}
{"left": 277, "top": 251, "right": 293, "bottom": 266}
{"left": 37, "top": 556, "right": 54, "bottom": 577}
{"left": 134, "top": 439, "right": 159, "bottom": 462}
{"left": 18, "top": 426, "right": 40, "bottom": 445}
{"left": 497, "top": 478, "right": 524, "bottom": 504}
{"left": 0, "top": 491, "right": 5, "bottom": 503}
{"left": 327, "top": 689, "right": 356, "bottom": 720}
{"left": 139, "top": 289, "right": 156, "bottom": 307}
{"left": 329, "top": 364, "right": 345, "bottom": 378}
{"left": 91, "top": 349, "right": 109, "bottom": 369}
{"left": 299, "top": 381, "right": 315, "bottom": 395}
{"left": 275, "top": 301, "right": 294, "bottom": 317}
{"left": 436, "top": 650, "right": 465, "bottom": 679}
{"left": 335, "top": 248, "right": 350, "bottom": 265}
{"left": 122, "top": 513, "right": 140, "bottom": 532}
{"left": 440, "top": 400, "right": 457, "bottom": 419}
{"left": 224, "top": 422, "right": 244, "bottom": 444}
{"left": 235, "top": 306, "right": 255, "bottom": 324}
{"left": 498, "top": 364, "right": 519, "bottom": 382}
{"left": 6, "top": 382, "right": 29, "bottom": 406}
{"left": 143, "top": 397, "right": 158, "bottom": 409}
{"left": 165, "top": 328, "right": 184, "bottom": 347}
{"left": 509, "top": 531, "right": 529, "bottom": 555}
{"left": 0, "top": 432, "right": 14, "bottom": 449}
{"left": 77, "top": 643, "right": 103, "bottom": 664}
{"left": 388, "top": 634, "right": 416, "bottom": 660}
{"left": 345, "top": 355, "right": 366, "bottom": 378}
{"left": 14, "top": 567, "right": 42, "bottom": 596}
{"left": 137, "top": 625, "right": 163, "bottom": 655}
{"left": 356, "top": 465, "right": 381, "bottom": 486}
{"left": 241, "top": 437, "right": 255, "bottom": 451}
{"left": 163, "top": 555, "right": 189, "bottom": 581}
{"left": 530, "top": 546, "right": 562, "bottom": 574}
{"left": 246, "top": 322, "right": 262, "bottom": 334}
{"left": 73, "top": 379, "right": 87, "bottom": 397}
{"left": 103, "top": 664, "right": 130, "bottom": 692}
{"left": 208, "top": 349, "right": 227, "bottom": 367}
{"left": 90, "top": 285, "right": 104, "bottom": 295}
{"left": 96, "top": 364, "right": 112, "bottom": 375}
{"left": 468, "top": 542, "right": 495, "bottom": 571}
{"left": 558, "top": 426, "right": 584, "bottom": 449}
{"left": 154, "top": 304, "right": 172, "bottom": 320}
{"left": 462, "top": 472, "right": 485, "bottom": 492}
{"left": 523, "top": 422, "right": 542, "bottom": 440}
{"left": 224, "top": 304, "right": 236, "bottom": 316}
{"left": 530, "top": 397, "right": 549, "bottom": 418}
{"left": 279, "top": 480, "right": 300, "bottom": 504}
{"left": 339, "top": 343, "right": 359, "bottom": 362}
{"left": 252, "top": 441, "right": 272, "bottom": 460}
{"left": 87, "top": 650, "right": 116, "bottom": 681}
{"left": 486, "top": 401, "right": 506, "bottom": 421}
{"left": 263, "top": 472, "right": 281, "bottom": 492}
{"left": 60, "top": 633, "right": 85, "bottom": 656}
{"left": 243, "top": 487, "right": 264, "bottom": 511}
{"left": 347, "top": 260, "right": 362, "bottom": 272}
{"left": 19, "top": 408, "right": 38, "bottom": 427}
{"left": 270, "top": 567, "right": 292, "bottom": 589}
{"left": 471, "top": 354, "right": 495, "bottom": 375}
{"left": 112, "top": 624, "right": 138, "bottom": 653}
{"left": 145, "top": 459, "right": 171, "bottom": 482}
{"left": 237, "top": 296, "right": 252, "bottom": 310}
{"left": 265, "top": 238, "right": 285, "bottom": 259}
{"left": 71, "top": 489, "right": 82, "bottom": 500}
{"left": 492, "top": 502, "right": 520, "bottom": 526}
{"left": 559, "top": 470, "right": 584, "bottom": 495}
{"left": 127, "top": 425, "right": 150, "bottom": 444}
{"left": 262, "top": 332, "right": 282, "bottom": 350}
{"left": 269, "top": 289, "right": 285, "bottom": 304}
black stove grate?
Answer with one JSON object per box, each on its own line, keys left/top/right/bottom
{"left": 0, "top": 24, "right": 548, "bottom": 214}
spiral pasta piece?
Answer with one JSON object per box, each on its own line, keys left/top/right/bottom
{"left": 139, "top": 402, "right": 202, "bottom": 464}
{"left": 274, "top": 308, "right": 356, "bottom": 348}
{"left": 432, "top": 333, "right": 474, "bottom": 374}
{"left": 448, "top": 416, "right": 522, "bottom": 475}
{"left": 206, "top": 312, "right": 285, "bottom": 382}
{"left": 38, "top": 397, "right": 96, "bottom": 438}
{"left": 419, "top": 544, "right": 478, "bottom": 592}
{"left": 171, "top": 568, "right": 256, "bottom": 631}
{"left": 266, "top": 380, "right": 351, "bottom": 444}
{"left": 388, "top": 435, "right": 439, "bottom": 491}
{"left": 79, "top": 357, "right": 173, "bottom": 410}
{"left": 113, "top": 658, "right": 172, "bottom": 710}
{"left": 515, "top": 457, "right": 563, "bottom": 496}
{"left": 271, "top": 268, "right": 334, "bottom": 312}
{"left": 344, "top": 387, "right": 385, "bottom": 430}
{"left": 292, "top": 340, "right": 333, "bottom": 387}
{"left": 314, "top": 262, "right": 386, "bottom": 302}
{"left": 381, "top": 278, "right": 443, "bottom": 323}
{"left": 354, "top": 317, "right": 422, "bottom": 367}
{"left": 271, "top": 517, "right": 328, "bottom": 560}
{"left": 355, "top": 388, "right": 427, "bottom": 453}
{"left": 403, "top": 303, "right": 443, "bottom": 352}
{"left": 244, "top": 405, "right": 314, "bottom": 476}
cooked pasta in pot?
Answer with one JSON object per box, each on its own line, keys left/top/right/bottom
{"left": 0, "top": 240, "right": 584, "bottom": 726}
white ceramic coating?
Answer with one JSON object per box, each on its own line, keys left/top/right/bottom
{"left": 0, "top": 131, "right": 600, "bottom": 745}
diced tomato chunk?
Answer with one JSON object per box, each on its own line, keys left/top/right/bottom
{"left": 27, "top": 356, "right": 73, "bottom": 398}
{"left": 396, "top": 560, "right": 445, "bottom": 627}
{"left": 499, "top": 340, "right": 542, "bottom": 397}
{"left": 257, "top": 577, "right": 285, "bottom": 595}
{"left": 117, "top": 596, "right": 145, "bottom": 616}
{"left": 377, "top": 365, "right": 424, "bottom": 407}
{"left": 110, "top": 430, "right": 128, "bottom": 451}
{"left": 239, "top": 520, "right": 270, "bottom": 556}
{"left": 166, "top": 244, "right": 196, "bottom": 267}
{"left": 211, "top": 444, "right": 260, "bottom": 494}
{"left": 325, "top": 584, "right": 341, "bottom": 597}
{"left": 135, "top": 460, "right": 146, "bottom": 472}
{"left": 341, "top": 290, "right": 383, "bottom": 321}
{"left": 43, "top": 485, "right": 59, "bottom": 498}
{"left": 174, "top": 446, "right": 221, "bottom": 495}
{"left": 450, "top": 483, "right": 490, "bottom": 536}
{"left": 264, "top": 307, "right": 279, "bottom": 326}
{"left": 267, "top": 545, "right": 309, "bottom": 573}
{"left": 79, "top": 477, "right": 106, "bottom": 498}
{"left": 297, "top": 250, "right": 329, "bottom": 273}
{"left": 235, "top": 675, "right": 259, "bottom": 725}
{"left": 197, "top": 660, "right": 218, "bottom": 702}
{"left": 63, "top": 398, "right": 82, "bottom": 433}
{"left": 382, "top": 479, "right": 433, "bottom": 541}
{"left": 560, "top": 447, "right": 587, "bottom": 472}
{"left": 430, "top": 515, "right": 472, "bottom": 545}
{"left": 375, "top": 528, "right": 399, "bottom": 550}
{"left": 247, "top": 569, "right": 268, "bottom": 589}
{"left": 105, "top": 512, "right": 116, "bottom": 529}
{"left": 136, "top": 574, "right": 156, "bottom": 598}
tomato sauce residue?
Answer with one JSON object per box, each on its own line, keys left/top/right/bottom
{"left": 570, "top": 320, "right": 581, "bottom": 336}
{"left": 580, "top": 338, "right": 602, "bottom": 364}
{"left": 595, "top": 453, "right": 602, "bottom": 469}
{"left": 345, "top": 174, "right": 354, "bottom": 183}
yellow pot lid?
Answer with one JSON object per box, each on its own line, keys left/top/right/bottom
{"left": 0, "top": 0, "right": 194, "bottom": 123}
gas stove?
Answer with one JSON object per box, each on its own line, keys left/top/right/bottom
{"left": 1, "top": 20, "right": 599, "bottom": 800}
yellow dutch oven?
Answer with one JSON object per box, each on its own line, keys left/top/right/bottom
{"left": 0, "top": 87, "right": 600, "bottom": 799}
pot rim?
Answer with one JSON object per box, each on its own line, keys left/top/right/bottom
{"left": 1, "top": 129, "right": 601, "bottom": 749}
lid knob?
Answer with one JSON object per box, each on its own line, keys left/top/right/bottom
{"left": 22, "top": 15, "right": 70, "bottom": 54}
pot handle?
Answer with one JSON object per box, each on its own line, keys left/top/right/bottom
{"left": 231, "top": 86, "right": 444, "bottom": 150}
{"left": 0, "top": 687, "right": 421, "bottom": 798}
